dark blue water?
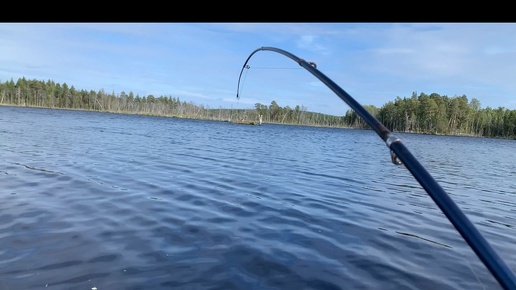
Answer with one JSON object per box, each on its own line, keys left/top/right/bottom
{"left": 0, "top": 106, "right": 515, "bottom": 290}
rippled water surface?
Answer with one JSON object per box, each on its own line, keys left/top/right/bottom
{"left": 1, "top": 106, "right": 515, "bottom": 290}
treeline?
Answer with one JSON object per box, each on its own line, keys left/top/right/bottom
{"left": 0, "top": 77, "right": 351, "bottom": 127}
{"left": 344, "top": 92, "right": 516, "bottom": 139}
{"left": 0, "top": 77, "right": 515, "bottom": 139}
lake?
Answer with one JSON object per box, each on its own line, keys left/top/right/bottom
{"left": 0, "top": 106, "right": 515, "bottom": 290}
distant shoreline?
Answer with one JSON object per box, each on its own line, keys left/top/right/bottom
{"left": 3, "top": 104, "right": 513, "bottom": 140}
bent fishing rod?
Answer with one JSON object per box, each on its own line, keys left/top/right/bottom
{"left": 236, "top": 46, "right": 516, "bottom": 290}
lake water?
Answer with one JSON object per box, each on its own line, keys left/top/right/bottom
{"left": 0, "top": 106, "right": 515, "bottom": 290}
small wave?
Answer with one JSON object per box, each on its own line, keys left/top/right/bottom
{"left": 395, "top": 231, "right": 452, "bottom": 248}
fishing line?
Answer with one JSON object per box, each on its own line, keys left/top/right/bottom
{"left": 236, "top": 64, "right": 308, "bottom": 101}
{"left": 464, "top": 255, "right": 488, "bottom": 290}
{"left": 240, "top": 65, "right": 313, "bottom": 102}
{"left": 235, "top": 46, "right": 516, "bottom": 290}
{"left": 248, "top": 67, "right": 303, "bottom": 70}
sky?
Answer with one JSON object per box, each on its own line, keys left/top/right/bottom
{"left": 1, "top": 22, "right": 516, "bottom": 116}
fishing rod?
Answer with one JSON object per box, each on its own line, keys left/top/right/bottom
{"left": 236, "top": 46, "right": 516, "bottom": 290}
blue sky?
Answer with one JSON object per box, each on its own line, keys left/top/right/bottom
{"left": 1, "top": 23, "right": 516, "bottom": 116}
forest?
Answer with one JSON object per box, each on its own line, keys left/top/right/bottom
{"left": 1, "top": 77, "right": 515, "bottom": 139}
